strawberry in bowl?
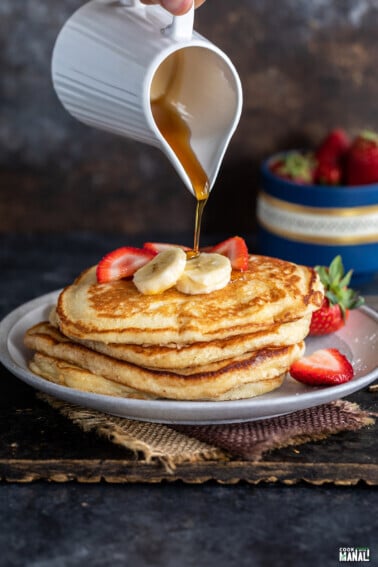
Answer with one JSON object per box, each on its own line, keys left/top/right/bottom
{"left": 346, "top": 130, "right": 378, "bottom": 186}
{"left": 258, "top": 128, "right": 378, "bottom": 284}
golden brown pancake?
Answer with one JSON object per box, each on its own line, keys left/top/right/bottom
{"left": 55, "top": 256, "right": 323, "bottom": 346}
{"left": 24, "top": 323, "right": 304, "bottom": 401}
{"left": 29, "top": 352, "right": 286, "bottom": 401}
{"left": 25, "top": 254, "right": 323, "bottom": 401}
{"left": 30, "top": 353, "right": 157, "bottom": 399}
{"left": 48, "top": 313, "right": 311, "bottom": 369}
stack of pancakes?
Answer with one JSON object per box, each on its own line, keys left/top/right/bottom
{"left": 25, "top": 255, "right": 324, "bottom": 401}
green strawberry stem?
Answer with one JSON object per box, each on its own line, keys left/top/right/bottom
{"left": 359, "top": 130, "right": 378, "bottom": 144}
{"left": 315, "top": 255, "right": 364, "bottom": 319}
{"left": 276, "top": 152, "right": 316, "bottom": 183}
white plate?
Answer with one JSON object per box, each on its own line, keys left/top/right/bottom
{"left": 0, "top": 291, "right": 377, "bottom": 424}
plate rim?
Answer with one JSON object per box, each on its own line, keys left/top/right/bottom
{"left": 0, "top": 291, "right": 377, "bottom": 424}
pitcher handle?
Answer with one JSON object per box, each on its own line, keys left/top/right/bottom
{"left": 119, "top": 0, "right": 145, "bottom": 10}
{"left": 167, "top": 2, "right": 194, "bottom": 41}
{"left": 123, "top": 0, "right": 194, "bottom": 41}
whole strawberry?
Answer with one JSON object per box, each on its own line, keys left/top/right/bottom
{"left": 270, "top": 152, "right": 316, "bottom": 184}
{"left": 309, "top": 255, "right": 364, "bottom": 335}
{"left": 314, "top": 128, "right": 350, "bottom": 185}
{"left": 314, "top": 160, "right": 342, "bottom": 185}
{"left": 346, "top": 130, "right": 378, "bottom": 185}
{"left": 315, "top": 128, "right": 350, "bottom": 165}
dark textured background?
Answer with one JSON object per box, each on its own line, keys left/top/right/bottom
{"left": 1, "top": 0, "right": 378, "bottom": 236}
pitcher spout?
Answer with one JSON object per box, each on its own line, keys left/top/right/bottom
{"left": 146, "top": 43, "right": 243, "bottom": 196}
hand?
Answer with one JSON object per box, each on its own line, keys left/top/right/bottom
{"left": 140, "top": 1, "right": 206, "bottom": 16}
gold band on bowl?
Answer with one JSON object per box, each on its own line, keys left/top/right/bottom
{"left": 257, "top": 192, "right": 378, "bottom": 245}
{"left": 258, "top": 217, "right": 378, "bottom": 245}
{"left": 259, "top": 191, "right": 378, "bottom": 217}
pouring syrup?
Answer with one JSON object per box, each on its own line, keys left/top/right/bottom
{"left": 151, "top": 51, "right": 210, "bottom": 257}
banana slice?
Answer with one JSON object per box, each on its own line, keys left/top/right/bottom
{"left": 176, "top": 253, "right": 232, "bottom": 295}
{"left": 133, "top": 248, "right": 187, "bottom": 295}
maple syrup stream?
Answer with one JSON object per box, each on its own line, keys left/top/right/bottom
{"left": 151, "top": 56, "right": 210, "bottom": 258}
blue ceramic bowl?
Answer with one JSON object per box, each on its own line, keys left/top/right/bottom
{"left": 257, "top": 152, "right": 378, "bottom": 284}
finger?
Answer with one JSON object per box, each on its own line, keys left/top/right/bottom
{"left": 140, "top": 0, "right": 206, "bottom": 15}
{"left": 160, "top": 0, "right": 193, "bottom": 15}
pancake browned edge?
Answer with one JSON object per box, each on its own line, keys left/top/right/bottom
{"left": 55, "top": 255, "right": 324, "bottom": 345}
{"left": 25, "top": 323, "right": 304, "bottom": 401}
{"left": 29, "top": 352, "right": 287, "bottom": 401}
{"left": 51, "top": 310, "right": 311, "bottom": 369}
{"left": 24, "top": 254, "right": 324, "bottom": 401}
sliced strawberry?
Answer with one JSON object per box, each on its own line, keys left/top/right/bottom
{"left": 210, "top": 236, "right": 249, "bottom": 270}
{"left": 290, "top": 348, "right": 354, "bottom": 386}
{"left": 96, "top": 247, "right": 155, "bottom": 283}
{"left": 143, "top": 242, "right": 190, "bottom": 254}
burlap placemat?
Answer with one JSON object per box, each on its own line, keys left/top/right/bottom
{"left": 38, "top": 395, "right": 226, "bottom": 473}
{"left": 39, "top": 394, "right": 374, "bottom": 473}
{"left": 174, "top": 400, "right": 375, "bottom": 461}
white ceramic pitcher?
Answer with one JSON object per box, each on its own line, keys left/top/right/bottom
{"left": 52, "top": 0, "right": 243, "bottom": 195}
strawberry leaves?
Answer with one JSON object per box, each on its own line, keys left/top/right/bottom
{"left": 315, "top": 255, "right": 364, "bottom": 319}
{"left": 270, "top": 152, "right": 316, "bottom": 184}
{"left": 310, "top": 256, "right": 364, "bottom": 335}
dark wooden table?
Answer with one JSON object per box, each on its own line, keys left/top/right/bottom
{"left": 1, "top": 233, "right": 377, "bottom": 567}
